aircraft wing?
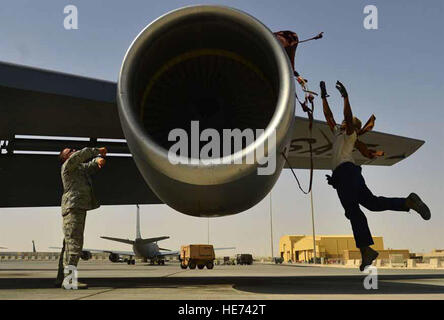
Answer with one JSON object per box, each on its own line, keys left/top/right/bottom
{"left": 139, "top": 236, "right": 170, "bottom": 244}
{"left": 82, "top": 248, "right": 135, "bottom": 256}
{"left": 284, "top": 117, "right": 425, "bottom": 170}
{"left": 100, "top": 236, "right": 135, "bottom": 245}
{"left": 157, "top": 250, "right": 180, "bottom": 257}
{"left": 157, "top": 246, "right": 235, "bottom": 258}
{"left": 0, "top": 62, "right": 425, "bottom": 208}
{"left": 0, "top": 62, "right": 161, "bottom": 208}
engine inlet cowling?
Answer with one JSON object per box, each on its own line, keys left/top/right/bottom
{"left": 117, "top": 5, "right": 295, "bottom": 217}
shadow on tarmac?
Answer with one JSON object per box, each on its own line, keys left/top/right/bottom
{"left": 0, "top": 275, "right": 443, "bottom": 295}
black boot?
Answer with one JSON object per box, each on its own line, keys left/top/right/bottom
{"left": 406, "top": 193, "right": 431, "bottom": 220}
{"left": 359, "top": 246, "right": 378, "bottom": 271}
{"left": 335, "top": 80, "right": 348, "bottom": 98}
{"left": 320, "top": 81, "right": 329, "bottom": 98}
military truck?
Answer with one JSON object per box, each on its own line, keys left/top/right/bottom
{"left": 180, "top": 244, "right": 215, "bottom": 270}
{"left": 273, "top": 257, "right": 284, "bottom": 264}
{"left": 223, "top": 256, "right": 233, "bottom": 265}
{"left": 236, "top": 253, "right": 253, "bottom": 265}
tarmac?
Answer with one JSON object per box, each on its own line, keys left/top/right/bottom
{"left": 0, "top": 260, "right": 443, "bottom": 300}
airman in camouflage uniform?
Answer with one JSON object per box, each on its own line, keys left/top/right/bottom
{"left": 56, "top": 147, "right": 106, "bottom": 288}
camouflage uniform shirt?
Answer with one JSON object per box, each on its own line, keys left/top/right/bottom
{"left": 61, "top": 147, "right": 101, "bottom": 215}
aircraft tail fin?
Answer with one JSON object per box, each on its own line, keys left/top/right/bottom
{"left": 136, "top": 204, "right": 141, "bottom": 239}
{"left": 101, "top": 236, "right": 135, "bottom": 245}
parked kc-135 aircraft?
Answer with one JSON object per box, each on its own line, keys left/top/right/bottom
{"left": 52, "top": 205, "right": 234, "bottom": 265}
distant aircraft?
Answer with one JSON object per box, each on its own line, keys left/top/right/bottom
{"left": 52, "top": 205, "right": 234, "bottom": 265}
{"left": 98, "top": 205, "right": 177, "bottom": 265}
{"left": 52, "top": 205, "right": 176, "bottom": 265}
{"left": 0, "top": 5, "right": 425, "bottom": 218}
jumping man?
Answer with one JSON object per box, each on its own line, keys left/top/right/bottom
{"left": 320, "top": 80, "right": 431, "bottom": 271}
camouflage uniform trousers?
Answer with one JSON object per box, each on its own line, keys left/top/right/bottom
{"left": 62, "top": 208, "right": 87, "bottom": 267}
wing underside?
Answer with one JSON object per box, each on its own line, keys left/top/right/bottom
{"left": 49, "top": 246, "right": 134, "bottom": 256}
{"left": 100, "top": 236, "right": 135, "bottom": 245}
{"left": 139, "top": 236, "right": 170, "bottom": 244}
{"left": 285, "top": 117, "right": 424, "bottom": 170}
{"left": 157, "top": 251, "right": 180, "bottom": 257}
{"left": 83, "top": 248, "right": 135, "bottom": 256}
{"left": 0, "top": 62, "right": 161, "bottom": 208}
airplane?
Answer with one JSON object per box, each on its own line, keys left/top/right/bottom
{"left": 53, "top": 205, "right": 235, "bottom": 265}
{"left": 0, "top": 5, "right": 424, "bottom": 218}
{"left": 51, "top": 205, "right": 176, "bottom": 265}
{"left": 98, "top": 205, "right": 177, "bottom": 265}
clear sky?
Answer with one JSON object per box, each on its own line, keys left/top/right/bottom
{"left": 0, "top": 0, "right": 443, "bottom": 256}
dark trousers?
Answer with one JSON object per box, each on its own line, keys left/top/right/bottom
{"left": 331, "top": 162, "right": 408, "bottom": 248}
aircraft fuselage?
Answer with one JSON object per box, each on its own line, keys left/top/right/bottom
{"left": 132, "top": 239, "right": 163, "bottom": 262}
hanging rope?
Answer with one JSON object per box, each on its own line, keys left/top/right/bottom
{"left": 274, "top": 30, "right": 323, "bottom": 195}
{"left": 282, "top": 151, "right": 313, "bottom": 195}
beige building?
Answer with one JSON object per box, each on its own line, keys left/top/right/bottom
{"left": 279, "top": 235, "right": 387, "bottom": 263}
{"left": 343, "top": 249, "right": 410, "bottom": 261}
{"left": 421, "top": 249, "right": 444, "bottom": 263}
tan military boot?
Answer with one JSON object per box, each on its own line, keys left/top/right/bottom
{"left": 60, "top": 266, "right": 88, "bottom": 290}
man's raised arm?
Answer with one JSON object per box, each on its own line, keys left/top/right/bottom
{"left": 81, "top": 157, "right": 106, "bottom": 175}
{"left": 65, "top": 147, "right": 106, "bottom": 171}
{"left": 355, "top": 140, "right": 384, "bottom": 159}
{"left": 335, "top": 81, "right": 354, "bottom": 135}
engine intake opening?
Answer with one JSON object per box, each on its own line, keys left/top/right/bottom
{"left": 131, "top": 14, "right": 280, "bottom": 156}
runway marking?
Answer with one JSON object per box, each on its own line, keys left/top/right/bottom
{"left": 74, "top": 288, "right": 115, "bottom": 300}
{"left": 74, "top": 269, "right": 189, "bottom": 299}
{"left": 162, "top": 270, "right": 189, "bottom": 278}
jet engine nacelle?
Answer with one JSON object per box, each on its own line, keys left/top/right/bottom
{"left": 80, "top": 251, "right": 92, "bottom": 261}
{"left": 109, "top": 253, "right": 120, "bottom": 263}
{"left": 117, "top": 6, "right": 295, "bottom": 217}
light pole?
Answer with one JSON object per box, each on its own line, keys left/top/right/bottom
{"left": 310, "top": 188, "right": 316, "bottom": 263}
{"left": 207, "top": 217, "right": 210, "bottom": 244}
{"left": 270, "top": 192, "right": 274, "bottom": 259}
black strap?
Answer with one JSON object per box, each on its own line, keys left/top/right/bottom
{"left": 282, "top": 149, "right": 313, "bottom": 195}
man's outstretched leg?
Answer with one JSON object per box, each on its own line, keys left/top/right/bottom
{"left": 357, "top": 172, "right": 431, "bottom": 220}
{"left": 337, "top": 193, "right": 379, "bottom": 271}
{"left": 334, "top": 163, "right": 380, "bottom": 271}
